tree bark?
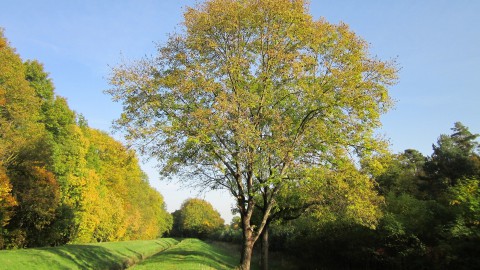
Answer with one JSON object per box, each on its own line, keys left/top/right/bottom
{"left": 239, "top": 209, "right": 255, "bottom": 270}
{"left": 240, "top": 238, "right": 254, "bottom": 270}
{"left": 240, "top": 232, "right": 246, "bottom": 263}
{"left": 260, "top": 225, "right": 269, "bottom": 270}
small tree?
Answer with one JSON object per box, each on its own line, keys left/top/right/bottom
{"left": 173, "top": 198, "right": 224, "bottom": 239}
{"left": 107, "top": 0, "right": 397, "bottom": 268}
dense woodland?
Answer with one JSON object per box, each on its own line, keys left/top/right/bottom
{"left": 263, "top": 122, "right": 480, "bottom": 269}
{"left": 0, "top": 30, "right": 172, "bottom": 249}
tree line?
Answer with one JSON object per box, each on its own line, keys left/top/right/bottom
{"left": 164, "top": 124, "right": 480, "bottom": 270}
{"left": 266, "top": 122, "right": 480, "bottom": 269}
{"left": 0, "top": 30, "right": 172, "bottom": 249}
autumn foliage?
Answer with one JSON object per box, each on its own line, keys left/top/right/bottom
{"left": 0, "top": 30, "right": 172, "bottom": 249}
{"left": 107, "top": 0, "right": 396, "bottom": 269}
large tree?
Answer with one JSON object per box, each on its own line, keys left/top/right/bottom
{"left": 107, "top": 0, "right": 397, "bottom": 268}
{"left": 424, "top": 122, "right": 480, "bottom": 196}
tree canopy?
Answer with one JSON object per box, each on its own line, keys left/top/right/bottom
{"left": 108, "top": 0, "right": 397, "bottom": 268}
{"left": 0, "top": 30, "right": 172, "bottom": 248}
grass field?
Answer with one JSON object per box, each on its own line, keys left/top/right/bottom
{"left": 0, "top": 238, "right": 178, "bottom": 270}
{"left": 0, "top": 238, "right": 297, "bottom": 269}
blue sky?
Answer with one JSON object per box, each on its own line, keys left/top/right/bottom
{"left": 1, "top": 0, "right": 479, "bottom": 222}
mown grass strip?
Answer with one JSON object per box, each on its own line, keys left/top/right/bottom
{"left": 130, "top": 238, "right": 240, "bottom": 270}
{"left": 0, "top": 238, "right": 178, "bottom": 270}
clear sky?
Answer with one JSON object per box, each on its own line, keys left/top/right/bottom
{"left": 1, "top": 0, "right": 479, "bottom": 223}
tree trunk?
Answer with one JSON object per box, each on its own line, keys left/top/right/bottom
{"left": 260, "top": 225, "right": 269, "bottom": 270}
{"left": 240, "top": 238, "right": 254, "bottom": 270}
{"left": 239, "top": 214, "right": 246, "bottom": 264}
{"left": 240, "top": 233, "right": 246, "bottom": 263}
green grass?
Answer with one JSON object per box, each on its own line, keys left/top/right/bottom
{"left": 0, "top": 237, "right": 297, "bottom": 270}
{"left": 0, "top": 238, "right": 178, "bottom": 270}
{"left": 131, "top": 238, "right": 240, "bottom": 270}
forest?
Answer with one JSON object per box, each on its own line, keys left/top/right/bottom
{"left": 0, "top": 30, "right": 172, "bottom": 249}
{"left": 1, "top": 0, "right": 479, "bottom": 269}
{"left": 264, "top": 122, "right": 480, "bottom": 269}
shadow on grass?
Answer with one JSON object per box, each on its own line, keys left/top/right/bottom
{"left": 42, "top": 245, "right": 126, "bottom": 269}
{"left": 0, "top": 239, "right": 180, "bottom": 270}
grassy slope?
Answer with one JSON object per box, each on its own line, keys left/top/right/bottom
{"left": 131, "top": 238, "right": 240, "bottom": 270}
{"left": 0, "top": 238, "right": 294, "bottom": 270}
{"left": 0, "top": 238, "right": 178, "bottom": 270}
